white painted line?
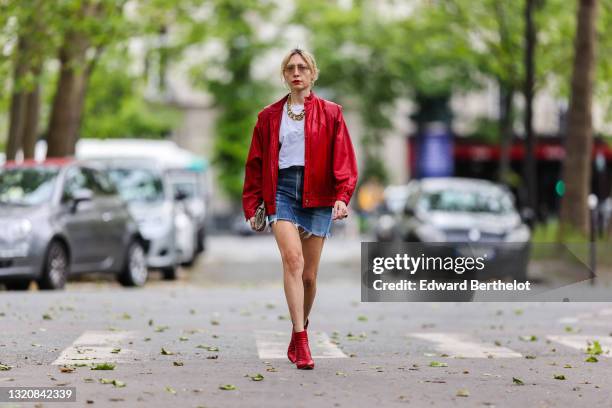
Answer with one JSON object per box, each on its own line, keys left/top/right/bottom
{"left": 547, "top": 335, "right": 612, "bottom": 357}
{"left": 254, "top": 330, "right": 347, "bottom": 359}
{"left": 558, "top": 308, "right": 612, "bottom": 326}
{"left": 409, "top": 332, "right": 522, "bottom": 358}
{"left": 52, "top": 330, "right": 138, "bottom": 365}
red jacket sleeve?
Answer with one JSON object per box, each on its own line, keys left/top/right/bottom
{"left": 333, "top": 106, "right": 358, "bottom": 205}
{"left": 242, "top": 117, "right": 264, "bottom": 221}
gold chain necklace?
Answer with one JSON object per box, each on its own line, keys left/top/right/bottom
{"left": 287, "top": 94, "right": 305, "bottom": 121}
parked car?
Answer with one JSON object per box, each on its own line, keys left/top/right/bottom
{"left": 0, "top": 159, "right": 148, "bottom": 290}
{"left": 76, "top": 139, "right": 210, "bottom": 267}
{"left": 94, "top": 159, "right": 193, "bottom": 279}
{"left": 166, "top": 169, "right": 208, "bottom": 258}
{"left": 396, "top": 177, "right": 531, "bottom": 281}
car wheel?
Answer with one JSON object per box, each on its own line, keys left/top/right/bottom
{"left": 196, "top": 228, "right": 206, "bottom": 253}
{"left": 180, "top": 255, "right": 197, "bottom": 268}
{"left": 4, "top": 279, "right": 31, "bottom": 291}
{"left": 161, "top": 265, "right": 177, "bottom": 280}
{"left": 37, "top": 240, "right": 69, "bottom": 290}
{"left": 118, "top": 240, "right": 148, "bottom": 287}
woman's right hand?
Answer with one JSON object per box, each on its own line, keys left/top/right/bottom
{"left": 249, "top": 216, "right": 256, "bottom": 230}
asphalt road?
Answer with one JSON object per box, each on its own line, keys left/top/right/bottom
{"left": 0, "top": 235, "right": 611, "bottom": 408}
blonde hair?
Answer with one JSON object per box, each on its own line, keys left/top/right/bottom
{"left": 280, "top": 48, "right": 319, "bottom": 87}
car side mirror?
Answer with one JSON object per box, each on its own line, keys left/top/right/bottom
{"left": 174, "top": 190, "right": 187, "bottom": 201}
{"left": 71, "top": 188, "right": 93, "bottom": 212}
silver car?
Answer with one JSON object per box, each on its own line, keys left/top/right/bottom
{"left": 396, "top": 177, "right": 532, "bottom": 281}
{"left": 0, "top": 159, "right": 148, "bottom": 290}
{"left": 167, "top": 169, "right": 208, "bottom": 259}
{"left": 100, "top": 160, "right": 182, "bottom": 280}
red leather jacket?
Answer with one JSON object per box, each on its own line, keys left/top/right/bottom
{"left": 242, "top": 91, "right": 358, "bottom": 221}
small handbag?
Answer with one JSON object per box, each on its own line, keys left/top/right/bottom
{"left": 253, "top": 201, "right": 267, "bottom": 232}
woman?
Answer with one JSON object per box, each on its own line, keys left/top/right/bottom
{"left": 242, "top": 48, "right": 358, "bottom": 369}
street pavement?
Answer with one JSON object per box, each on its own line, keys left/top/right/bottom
{"left": 0, "top": 234, "right": 611, "bottom": 408}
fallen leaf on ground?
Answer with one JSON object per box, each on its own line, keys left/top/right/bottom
{"left": 519, "top": 335, "right": 537, "bottom": 342}
{"left": 586, "top": 340, "right": 603, "bottom": 356}
{"left": 91, "top": 363, "right": 115, "bottom": 370}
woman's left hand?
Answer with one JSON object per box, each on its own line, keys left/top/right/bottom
{"left": 332, "top": 200, "right": 348, "bottom": 220}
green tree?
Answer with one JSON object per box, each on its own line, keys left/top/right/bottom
{"left": 189, "top": 0, "right": 277, "bottom": 201}
{"left": 81, "top": 46, "right": 182, "bottom": 139}
{"left": 559, "top": 0, "right": 599, "bottom": 238}
{"left": 47, "top": 0, "right": 130, "bottom": 157}
{"left": 3, "top": 0, "right": 61, "bottom": 160}
{"left": 293, "top": 0, "right": 476, "bottom": 183}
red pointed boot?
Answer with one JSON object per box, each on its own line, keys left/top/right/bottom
{"left": 287, "top": 319, "right": 308, "bottom": 363}
{"left": 294, "top": 329, "right": 314, "bottom": 369}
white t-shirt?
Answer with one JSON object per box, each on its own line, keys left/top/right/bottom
{"left": 278, "top": 101, "right": 305, "bottom": 169}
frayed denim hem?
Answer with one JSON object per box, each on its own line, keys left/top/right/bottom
{"left": 267, "top": 216, "right": 332, "bottom": 239}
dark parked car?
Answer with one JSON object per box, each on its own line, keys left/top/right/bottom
{"left": 394, "top": 177, "right": 531, "bottom": 281}
{"left": 0, "top": 159, "right": 148, "bottom": 290}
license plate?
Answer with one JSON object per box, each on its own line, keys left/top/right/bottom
{"left": 455, "top": 245, "right": 496, "bottom": 260}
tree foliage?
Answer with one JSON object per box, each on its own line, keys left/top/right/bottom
{"left": 189, "top": 0, "right": 277, "bottom": 201}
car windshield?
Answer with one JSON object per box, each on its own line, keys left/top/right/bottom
{"left": 0, "top": 167, "right": 58, "bottom": 206}
{"left": 418, "top": 188, "right": 514, "bottom": 214}
{"left": 107, "top": 168, "right": 164, "bottom": 203}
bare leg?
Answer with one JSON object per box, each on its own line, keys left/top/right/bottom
{"left": 300, "top": 231, "right": 326, "bottom": 324}
{"left": 272, "top": 220, "right": 305, "bottom": 332}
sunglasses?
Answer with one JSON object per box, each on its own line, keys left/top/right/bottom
{"left": 284, "top": 64, "right": 311, "bottom": 74}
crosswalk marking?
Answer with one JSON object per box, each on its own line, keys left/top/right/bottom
{"left": 254, "top": 330, "right": 347, "bottom": 359}
{"left": 52, "top": 330, "right": 138, "bottom": 365}
{"left": 50, "top": 330, "right": 612, "bottom": 365}
{"left": 409, "top": 332, "right": 523, "bottom": 358}
{"left": 546, "top": 335, "right": 612, "bottom": 356}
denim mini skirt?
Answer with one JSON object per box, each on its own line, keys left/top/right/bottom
{"left": 268, "top": 165, "right": 333, "bottom": 239}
